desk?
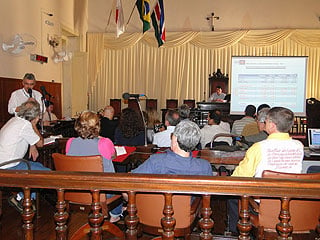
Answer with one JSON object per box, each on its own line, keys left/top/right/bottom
{"left": 113, "top": 145, "right": 163, "bottom": 172}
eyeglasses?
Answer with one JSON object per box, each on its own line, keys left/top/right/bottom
{"left": 23, "top": 82, "right": 35, "bottom": 86}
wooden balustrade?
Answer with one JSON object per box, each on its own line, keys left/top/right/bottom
{"left": 0, "top": 170, "right": 319, "bottom": 240}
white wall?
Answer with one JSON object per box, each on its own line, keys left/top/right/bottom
{"left": 88, "top": 0, "right": 320, "bottom": 33}
{"left": 0, "top": 0, "right": 75, "bottom": 83}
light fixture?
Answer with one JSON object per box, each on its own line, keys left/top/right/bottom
{"left": 53, "top": 51, "right": 72, "bottom": 63}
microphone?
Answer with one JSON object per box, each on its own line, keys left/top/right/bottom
{"left": 27, "top": 88, "right": 32, "bottom": 98}
{"left": 122, "top": 92, "right": 145, "bottom": 100}
{"left": 40, "top": 86, "right": 53, "bottom": 98}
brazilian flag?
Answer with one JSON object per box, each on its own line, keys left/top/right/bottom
{"left": 136, "top": 0, "right": 151, "bottom": 32}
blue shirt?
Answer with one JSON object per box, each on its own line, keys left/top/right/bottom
{"left": 132, "top": 149, "right": 213, "bottom": 176}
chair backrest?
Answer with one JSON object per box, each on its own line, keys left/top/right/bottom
{"left": 166, "top": 99, "right": 178, "bottom": 109}
{"left": 52, "top": 153, "right": 106, "bottom": 204}
{"left": 210, "top": 133, "right": 239, "bottom": 149}
{"left": 183, "top": 99, "right": 195, "bottom": 109}
{"left": 259, "top": 170, "right": 320, "bottom": 232}
{"left": 136, "top": 193, "right": 198, "bottom": 235}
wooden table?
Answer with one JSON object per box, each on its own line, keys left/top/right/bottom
{"left": 198, "top": 149, "right": 245, "bottom": 165}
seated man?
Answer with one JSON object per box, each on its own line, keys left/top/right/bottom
{"left": 100, "top": 105, "right": 118, "bottom": 142}
{"left": 133, "top": 120, "right": 213, "bottom": 176}
{"left": 152, "top": 109, "right": 180, "bottom": 148}
{"left": 231, "top": 105, "right": 256, "bottom": 135}
{"left": 200, "top": 111, "right": 232, "bottom": 149}
{"left": 178, "top": 104, "right": 191, "bottom": 120}
{"left": 244, "top": 107, "right": 270, "bottom": 144}
{"left": 208, "top": 85, "right": 226, "bottom": 102}
{"left": 228, "top": 107, "right": 304, "bottom": 234}
{"left": 43, "top": 101, "right": 58, "bottom": 126}
{"left": 0, "top": 100, "right": 50, "bottom": 212}
{"left": 241, "top": 104, "right": 270, "bottom": 137}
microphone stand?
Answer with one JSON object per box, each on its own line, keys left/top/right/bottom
{"left": 135, "top": 97, "right": 147, "bottom": 147}
{"left": 40, "top": 95, "right": 46, "bottom": 134}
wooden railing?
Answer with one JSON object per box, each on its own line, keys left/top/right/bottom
{"left": 0, "top": 170, "right": 319, "bottom": 240}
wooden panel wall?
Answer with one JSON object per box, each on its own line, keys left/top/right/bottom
{"left": 0, "top": 77, "right": 61, "bottom": 128}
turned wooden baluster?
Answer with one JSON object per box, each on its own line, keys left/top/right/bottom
{"left": 161, "top": 193, "right": 176, "bottom": 240}
{"left": 88, "top": 190, "right": 104, "bottom": 240}
{"left": 22, "top": 187, "right": 35, "bottom": 240}
{"left": 276, "top": 197, "right": 293, "bottom": 240}
{"left": 199, "top": 194, "right": 214, "bottom": 240}
{"left": 317, "top": 216, "right": 320, "bottom": 237}
{"left": 238, "top": 195, "right": 251, "bottom": 240}
{"left": 54, "top": 189, "right": 69, "bottom": 240}
{"left": 125, "top": 191, "right": 139, "bottom": 240}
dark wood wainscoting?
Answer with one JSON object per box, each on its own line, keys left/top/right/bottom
{"left": 0, "top": 77, "right": 61, "bottom": 128}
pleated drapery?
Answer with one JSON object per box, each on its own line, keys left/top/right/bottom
{"left": 87, "top": 29, "right": 320, "bottom": 111}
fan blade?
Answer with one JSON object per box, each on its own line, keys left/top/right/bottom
{"left": 11, "top": 46, "right": 24, "bottom": 54}
{"left": 2, "top": 43, "right": 15, "bottom": 51}
{"left": 23, "top": 41, "right": 35, "bottom": 46}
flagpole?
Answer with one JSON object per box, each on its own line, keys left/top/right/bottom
{"left": 126, "top": 0, "right": 138, "bottom": 26}
{"left": 105, "top": 0, "right": 115, "bottom": 32}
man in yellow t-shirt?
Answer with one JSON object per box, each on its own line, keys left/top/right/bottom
{"left": 229, "top": 107, "right": 304, "bottom": 234}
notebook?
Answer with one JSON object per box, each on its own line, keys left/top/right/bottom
{"left": 308, "top": 128, "right": 320, "bottom": 156}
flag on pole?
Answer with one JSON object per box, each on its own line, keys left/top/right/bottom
{"left": 136, "top": 0, "right": 151, "bottom": 32}
{"left": 151, "top": 0, "right": 165, "bottom": 47}
{"left": 115, "top": 0, "right": 125, "bottom": 37}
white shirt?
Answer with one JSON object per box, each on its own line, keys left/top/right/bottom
{"left": 200, "top": 124, "right": 232, "bottom": 148}
{"left": 208, "top": 92, "right": 226, "bottom": 101}
{"left": 255, "top": 137, "right": 304, "bottom": 177}
{"left": 8, "top": 88, "right": 44, "bottom": 115}
{"left": 0, "top": 117, "right": 40, "bottom": 168}
{"left": 42, "top": 111, "right": 58, "bottom": 122}
{"left": 152, "top": 126, "right": 175, "bottom": 147}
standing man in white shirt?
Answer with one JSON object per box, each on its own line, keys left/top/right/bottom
{"left": 8, "top": 73, "right": 43, "bottom": 115}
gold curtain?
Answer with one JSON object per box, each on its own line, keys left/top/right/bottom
{"left": 87, "top": 29, "right": 320, "bottom": 111}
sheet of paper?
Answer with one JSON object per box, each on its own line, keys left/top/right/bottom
{"left": 115, "top": 146, "right": 127, "bottom": 156}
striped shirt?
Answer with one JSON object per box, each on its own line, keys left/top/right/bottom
{"left": 231, "top": 117, "right": 255, "bottom": 135}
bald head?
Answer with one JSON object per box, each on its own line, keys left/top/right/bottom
{"left": 103, "top": 106, "right": 114, "bottom": 119}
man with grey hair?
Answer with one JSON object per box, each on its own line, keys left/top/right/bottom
{"left": 132, "top": 120, "right": 212, "bottom": 176}
{"left": 178, "top": 104, "right": 191, "bottom": 120}
{"left": 0, "top": 100, "right": 50, "bottom": 212}
{"left": 152, "top": 109, "right": 181, "bottom": 147}
{"left": 244, "top": 107, "right": 270, "bottom": 144}
{"left": 8, "top": 73, "right": 43, "bottom": 115}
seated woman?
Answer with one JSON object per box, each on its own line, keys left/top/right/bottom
{"left": 65, "top": 111, "right": 123, "bottom": 222}
{"left": 200, "top": 111, "right": 232, "bottom": 149}
{"left": 114, "top": 108, "right": 145, "bottom": 146}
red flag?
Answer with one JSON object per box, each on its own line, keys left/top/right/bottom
{"left": 116, "top": 0, "right": 125, "bottom": 37}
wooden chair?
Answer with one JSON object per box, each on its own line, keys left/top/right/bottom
{"left": 136, "top": 193, "right": 201, "bottom": 239}
{"left": 110, "top": 98, "right": 121, "bottom": 118}
{"left": 146, "top": 99, "right": 157, "bottom": 111}
{"left": 183, "top": 99, "right": 195, "bottom": 109}
{"left": 250, "top": 170, "right": 320, "bottom": 239}
{"left": 209, "top": 133, "right": 240, "bottom": 149}
{"left": 166, "top": 99, "right": 178, "bottom": 109}
{"left": 52, "top": 153, "right": 124, "bottom": 239}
